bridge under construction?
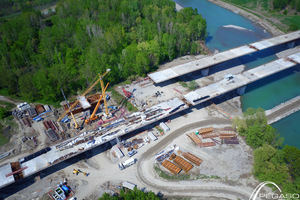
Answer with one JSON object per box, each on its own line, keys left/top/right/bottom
{"left": 1, "top": 31, "right": 300, "bottom": 190}
{"left": 148, "top": 30, "right": 300, "bottom": 84}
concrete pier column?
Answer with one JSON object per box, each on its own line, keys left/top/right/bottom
{"left": 201, "top": 68, "right": 209, "bottom": 76}
{"left": 237, "top": 86, "right": 246, "bottom": 95}
{"left": 287, "top": 41, "right": 295, "bottom": 48}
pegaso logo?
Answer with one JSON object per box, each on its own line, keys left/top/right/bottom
{"left": 249, "top": 181, "right": 300, "bottom": 200}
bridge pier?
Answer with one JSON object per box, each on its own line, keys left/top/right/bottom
{"left": 237, "top": 86, "right": 246, "bottom": 95}
{"left": 201, "top": 68, "right": 209, "bottom": 76}
{"left": 287, "top": 41, "right": 295, "bottom": 48}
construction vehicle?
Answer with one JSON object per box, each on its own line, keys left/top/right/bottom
{"left": 57, "top": 69, "right": 110, "bottom": 122}
{"left": 85, "top": 83, "right": 109, "bottom": 124}
{"left": 118, "top": 158, "right": 136, "bottom": 170}
{"left": 108, "top": 106, "right": 117, "bottom": 110}
{"left": 73, "top": 169, "right": 88, "bottom": 176}
{"left": 61, "top": 88, "right": 79, "bottom": 129}
{"left": 122, "top": 88, "right": 132, "bottom": 98}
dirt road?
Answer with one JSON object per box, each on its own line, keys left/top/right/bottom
{"left": 0, "top": 95, "right": 20, "bottom": 105}
{"left": 136, "top": 118, "right": 252, "bottom": 199}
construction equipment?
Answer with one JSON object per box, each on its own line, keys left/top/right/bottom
{"left": 99, "top": 70, "right": 110, "bottom": 116}
{"left": 85, "top": 83, "right": 109, "bottom": 124}
{"left": 73, "top": 169, "right": 88, "bottom": 176}
{"left": 61, "top": 88, "right": 79, "bottom": 129}
{"left": 57, "top": 69, "right": 110, "bottom": 122}
{"left": 122, "top": 88, "right": 132, "bottom": 98}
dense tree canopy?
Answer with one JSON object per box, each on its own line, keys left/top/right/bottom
{"left": 0, "top": 0, "right": 207, "bottom": 104}
{"left": 234, "top": 108, "right": 300, "bottom": 194}
{"left": 99, "top": 188, "right": 160, "bottom": 200}
{"left": 232, "top": 107, "right": 282, "bottom": 148}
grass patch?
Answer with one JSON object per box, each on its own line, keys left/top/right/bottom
{"left": 110, "top": 88, "right": 138, "bottom": 112}
{"left": 179, "top": 81, "right": 188, "bottom": 88}
{"left": 179, "top": 81, "right": 198, "bottom": 91}
{"left": 0, "top": 123, "right": 9, "bottom": 146}
{"left": 155, "top": 126, "right": 164, "bottom": 134}
{"left": 154, "top": 165, "right": 221, "bottom": 180}
{"left": 0, "top": 100, "right": 16, "bottom": 111}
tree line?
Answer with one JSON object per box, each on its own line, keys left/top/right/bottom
{"left": 233, "top": 108, "right": 300, "bottom": 194}
{"left": 0, "top": 0, "right": 207, "bottom": 105}
{"left": 273, "top": 0, "right": 300, "bottom": 11}
{"left": 99, "top": 187, "right": 161, "bottom": 200}
{"left": 0, "top": 0, "right": 58, "bottom": 17}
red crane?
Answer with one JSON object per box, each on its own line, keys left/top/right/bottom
{"left": 122, "top": 88, "right": 132, "bottom": 98}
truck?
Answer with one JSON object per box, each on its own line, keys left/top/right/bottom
{"left": 118, "top": 157, "right": 136, "bottom": 170}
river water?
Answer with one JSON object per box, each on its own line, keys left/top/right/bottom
{"left": 173, "top": 0, "right": 300, "bottom": 148}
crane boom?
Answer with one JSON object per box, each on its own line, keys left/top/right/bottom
{"left": 60, "top": 88, "right": 79, "bottom": 128}
{"left": 57, "top": 70, "right": 110, "bottom": 122}
{"left": 85, "top": 83, "right": 109, "bottom": 124}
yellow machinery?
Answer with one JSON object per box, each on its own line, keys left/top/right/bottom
{"left": 57, "top": 69, "right": 110, "bottom": 122}
{"left": 85, "top": 83, "right": 109, "bottom": 124}
{"left": 99, "top": 70, "right": 110, "bottom": 116}
{"left": 73, "top": 169, "right": 88, "bottom": 176}
{"left": 60, "top": 88, "right": 79, "bottom": 129}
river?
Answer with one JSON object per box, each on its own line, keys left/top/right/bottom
{"left": 173, "top": 0, "right": 300, "bottom": 149}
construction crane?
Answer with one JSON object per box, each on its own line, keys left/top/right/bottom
{"left": 60, "top": 88, "right": 79, "bottom": 129}
{"left": 73, "top": 169, "right": 88, "bottom": 176}
{"left": 99, "top": 69, "right": 110, "bottom": 116}
{"left": 85, "top": 83, "right": 109, "bottom": 124}
{"left": 57, "top": 69, "right": 110, "bottom": 122}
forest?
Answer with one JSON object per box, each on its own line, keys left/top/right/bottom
{"left": 0, "top": 0, "right": 207, "bottom": 105}
{"left": 221, "top": 0, "right": 300, "bottom": 31}
{"left": 233, "top": 108, "right": 300, "bottom": 194}
{"left": 98, "top": 187, "right": 160, "bottom": 200}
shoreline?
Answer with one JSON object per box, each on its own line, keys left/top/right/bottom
{"left": 207, "top": 0, "right": 284, "bottom": 36}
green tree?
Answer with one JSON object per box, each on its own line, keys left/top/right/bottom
{"left": 253, "top": 145, "right": 290, "bottom": 187}
{"left": 99, "top": 187, "right": 160, "bottom": 200}
{"left": 0, "top": 107, "right": 8, "bottom": 119}
{"left": 233, "top": 108, "right": 281, "bottom": 148}
{"left": 283, "top": 145, "right": 300, "bottom": 178}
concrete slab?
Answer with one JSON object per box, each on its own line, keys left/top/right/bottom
{"left": 184, "top": 50, "right": 300, "bottom": 105}
{"left": 288, "top": 52, "right": 300, "bottom": 63}
{"left": 0, "top": 164, "right": 14, "bottom": 187}
{"left": 149, "top": 30, "right": 300, "bottom": 84}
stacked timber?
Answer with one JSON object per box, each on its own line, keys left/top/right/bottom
{"left": 173, "top": 156, "right": 193, "bottom": 172}
{"left": 161, "top": 160, "right": 181, "bottom": 174}
{"left": 182, "top": 152, "right": 203, "bottom": 166}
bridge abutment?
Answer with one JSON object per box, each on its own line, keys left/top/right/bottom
{"left": 201, "top": 68, "right": 209, "bottom": 76}
{"left": 237, "top": 86, "right": 246, "bottom": 95}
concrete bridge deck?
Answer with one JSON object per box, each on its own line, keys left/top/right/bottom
{"left": 184, "top": 51, "right": 300, "bottom": 105}
{"left": 148, "top": 30, "right": 300, "bottom": 84}
{"left": 266, "top": 95, "right": 300, "bottom": 124}
{"left": 1, "top": 34, "right": 300, "bottom": 191}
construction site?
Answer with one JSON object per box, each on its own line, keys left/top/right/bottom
{"left": 0, "top": 31, "right": 299, "bottom": 200}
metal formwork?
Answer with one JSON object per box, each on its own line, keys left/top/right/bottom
{"left": 173, "top": 156, "right": 194, "bottom": 172}
{"left": 187, "top": 133, "right": 202, "bottom": 146}
{"left": 199, "top": 142, "right": 216, "bottom": 148}
{"left": 199, "top": 127, "right": 214, "bottom": 135}
{"left": 161, "top": 160, "right": 182, "bottom": 174}
{"left": 182, "top": 152, "right": 203, "bottom": 166}
{"left": 201, "top": 133, "right": 219, "bottom": 139}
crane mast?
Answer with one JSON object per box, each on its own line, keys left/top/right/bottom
{"left": 57, "top": 69, "right": 110, "bottom": 122}
{"left": 60, "top": 88, "right": 79, "bottom": 129}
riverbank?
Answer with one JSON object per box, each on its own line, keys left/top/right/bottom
{"left": 207, "top": 0, "right": 284, "bottom": 36}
